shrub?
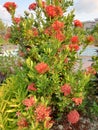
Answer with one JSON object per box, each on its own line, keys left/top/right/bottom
{"left": 0, "top": 0, "right": 96, "bottom": 130}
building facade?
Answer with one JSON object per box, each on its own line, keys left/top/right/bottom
{"left": 83, "top": 18, "right": 98, "bottom": 30}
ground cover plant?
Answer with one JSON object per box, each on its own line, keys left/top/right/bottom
{"left": 0, "top": 0, "right": 97, "bottom": 130}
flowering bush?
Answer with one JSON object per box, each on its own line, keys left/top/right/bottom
{"left": 3, "top": 2, "right": 17, "bottom": 16}
{"left": 67, "top": 110, "right": 80, "bottom": 124}
{"left": 0, "top": 0, "right": 97, "bottom": 130}
{"left": 85, "top": 55, "right": 98, "bottom": 117}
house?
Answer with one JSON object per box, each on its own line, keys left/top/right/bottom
{"left": 83, "top": 18, "right": 98, "bottom": 30}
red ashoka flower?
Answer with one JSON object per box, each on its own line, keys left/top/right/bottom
{"left": 42, "top": 1, "right": 46, "bottom": 8}
{"left": 55, "top": 31, "right": 65, "bottom": 42}
{"left": 85, "top": 66, "right": 96, "bottom": 75}
{"left": 67, "top": 110, "right": 80, "bottom": 124}
{"left": 32, "top": 28, "right": 38, "bottom": 36}
{"left": 74, "top": 20, "right": 83, "bottom": 28}
{"left": 44, "top": 26, "right": 53, "bottom": 36}
{"left": 17, "top": 118, "right": 29, "bottom": 128}
{"left": 61, "top": 84, "right": 71, "bottom": 96}
{"left": 55, "top": 6, "right": 63, "bottom": 17}
{"left": 22, "top": 96, "right": 35, "bottom": 108}
{"left": 35, "top": 62, "right": 49, "bottom": 74}
{"left": 27, "top": 83, "right": 37, "bottom": 91}
{"left": 86, "top": 35, "right": 95, "bottom": 42}
{"left": 19, "top": 51, "right": 25, "bottom": 57}
{"left": 5, "top": 33, "right": 11, "bottom": 40}
{"left": 28, "top": 3, "right": 37, "bottom": 10}
{"left": 13, "top": 17, "right": 21, "bottom": 24}
{"left": 52, "top": 20, "right": 64, "bottom": 31}
{"left": 69, "top": 43, "right": 80, "bottom": 51}
{"left": 45, "top": 5, "right": 63, "bottom": 18}
{"left": 4, "top": 27, "right": 11, "bottom": 40}
{"left": 16, "top": 111, "right": 21, "bottom": 117}
{"left": 35, "top": 104, "right": 51, "bottom": 122}
{"left": 70, "top": 36, "right": 79, "bottom": 44}
{"left": 3, "top": 2, "right": 17, "bottom": 12}
{"left": 72, "top": 97, "right": 82, "bottom": 105}
{"left": 45, "top": 5, "right": 56, "bottom": 18}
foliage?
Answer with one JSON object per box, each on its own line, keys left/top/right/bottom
{"left": 0, "top": 19, "right": 7, "bottom": 45}
{"left": 91, "top": 23, "right": 98, "bottom": 46}
{"left": 81, "top": 55, "right": 98, "bottom": 118}
{"left": 0, "top": 55, "right": 22, "bottom": 75}
{"left": 0, "top": 0, "right": 97, "bottom": 130}
{"left": 0, "top": 69, "right": 29, "bottom": 130}
{"left": 0, "top": 19, "right": 6, "bottom": 32}
{"left": 0, "top": 37, "right": 5, "bottom": 45}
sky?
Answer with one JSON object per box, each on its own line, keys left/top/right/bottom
{"left": 0, "top": 0, "right": 98, "bottom": 25}
{"left": 74, "top": 0, "right": 98, "bottom": 21}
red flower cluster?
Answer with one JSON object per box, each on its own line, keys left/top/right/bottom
{"left": 5, "top": 33, "right": 11, "bottom": 40}
{"left": 67, "top": 110, "right": 80, "bottom": 124}
{"left": 27, "top": 83, "right": 37, "bottom": 91}
{"left": 13, "top": 17, "right": 21, "bottom": 24}
{"left": 70, "top": 36, "right": 79, "bottom": 44}
{"left": 55, "top": 31, "right": 65, "bottom": 42}
{"left": 72, "top": 97, "right": 82, "bottom": 105}
{"left": 5, "top": 27, "right": 11, "bottom": 40}
{"left": 35, "top": 62, "right": 49, "bottom": 74}
{"left": 69, "top": 35, "right": 80, "bottom": 51}
{"left": 45, "top": 5, "right": 63, "bottom": 18}
{"left": 44, "top": 20, "right": 65, "bottom": 42}
{"left": 19, "top": 51, "right": 25, "bottom": 57}
{"left": 69, "top": 43, "right": 80, "bottom": 51}
{"left": 61, "top": 84, "right": 71, "bottom": 96}
{"left": 16, "top": 111, "right": 21, "bottom": 117}
{"left": 29, "top": 3, "right": 37, "bottom": 10}
{"left": 42, "top": 1, "right": 46, "bottom": 8}
{"left": 74, "top": 19, "right": 83, "bottom": 28}
{"left": 28, "top": 1, "right": 46, "bottom": 10}
{"left": 17, "top": 118, "right": 28, "bottom": 128}
{"left": 3, "top": 2, "right": 17, "bottom": 13}
{"left": 32, "top": 28, "right": 38, "bottom": 36}
{"left": 45, "top": 5, "right": 56, "bottom": 18}
{"left": 52, "top": 20, "right": 64, "bottom": 31}
{"left": 44, "top": 26, "right": 53, "bottom": 36}
{"left": 86, "top": 35, "right": 95, "bottom": 42}
{"left": 55, "top": 6, "right": 63, "bottom": 16}
{"left": 35, "top": 104, "right": 51, "bottom": 122}
{"left": 85, "top": 66, "right": 96, "bottom": 75}
{"left": 22, "top": 96, "right": 35, "bottom": 108}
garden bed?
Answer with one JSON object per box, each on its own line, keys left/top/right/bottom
{"left": 51, "top": 116, "right": 98, "bottom": 130}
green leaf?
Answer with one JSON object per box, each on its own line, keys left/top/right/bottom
{"left": 26, "top": 57, "right": 34, "bottom": 69}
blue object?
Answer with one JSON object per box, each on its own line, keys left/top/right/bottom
{"left": 79, "top": 45, "right": 98, "bottom": 56}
